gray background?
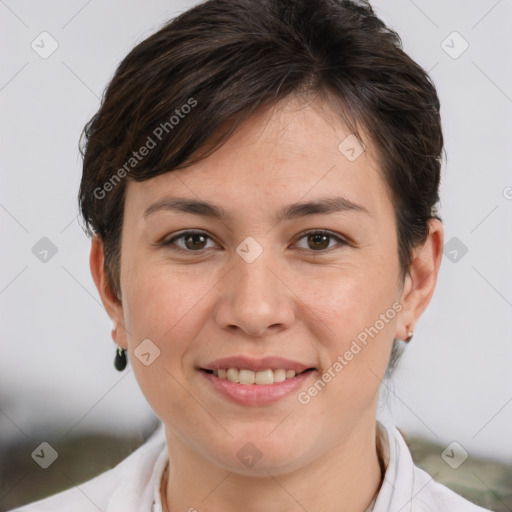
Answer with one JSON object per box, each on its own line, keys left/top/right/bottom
{"left": 1, "top": 0, "right": 511, "bottom": 465}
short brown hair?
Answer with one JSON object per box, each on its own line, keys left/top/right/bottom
{"left": 78, "top": 0, "right": 443, "bottom": 373}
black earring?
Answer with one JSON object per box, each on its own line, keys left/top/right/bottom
{"left": 114, "top": 346, "right": 127, "bottom": 371}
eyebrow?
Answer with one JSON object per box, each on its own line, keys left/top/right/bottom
{"left": 143, "top": 195, "right": 370, "bottom": 222}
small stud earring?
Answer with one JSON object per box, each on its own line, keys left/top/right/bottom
{"left": 405, "top": 327, "right": 414, "bottom": 343}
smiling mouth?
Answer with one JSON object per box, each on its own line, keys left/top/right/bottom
{"left": 201, "top": 367, "right": 315, "bottom": 385}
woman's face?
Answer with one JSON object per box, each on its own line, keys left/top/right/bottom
{"left": 98, "top": 95, "right": 440, "bottom": 475}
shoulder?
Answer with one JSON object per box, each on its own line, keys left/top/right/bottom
{"left": 410, "top": 463, "right": 493, "bottom": 512}
{"left": 6, "top": 423, "right": 167, "bottom": 512}
{"left": 377, "top": 422, "right": 493, "bottom": 512}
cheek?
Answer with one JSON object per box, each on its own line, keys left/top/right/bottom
{"left": 121, "top": 265, "right": 209, "bottom": 420}
{"left": 295, "top": 259, "right": 398, "bottom": 388}
{"left": 122, "top": 260, "right": 209, "bottom": 343}
{"left": 295, "top": 258, "right": 396, "bottom": 336}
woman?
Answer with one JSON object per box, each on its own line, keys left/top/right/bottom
{"left": 10, "top": 0, "right": 492, "bottom": 510}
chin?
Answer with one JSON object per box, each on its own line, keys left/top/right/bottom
{"left": 205, "top": 430, "right": 313, "bottom": 476}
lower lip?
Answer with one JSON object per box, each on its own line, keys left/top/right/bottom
{"left": 200, "top": 369, "right": 315, "bottom": 406}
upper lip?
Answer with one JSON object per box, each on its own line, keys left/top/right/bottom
{"left": 201, "top": 356, "right": 314, "bottom": 374}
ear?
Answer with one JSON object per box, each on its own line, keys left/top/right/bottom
{"left": 397, "top": 218, "right": 444, "bottom": 340}
{"left": 90, "top": 234, "right": 128, "bottom": 349}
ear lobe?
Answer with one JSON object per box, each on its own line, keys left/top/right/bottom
{"left": 90, "top": 234, "right": 126, "bottom": 342}
{"left": 397, "top": 219, "right": 444, "bottom": 339}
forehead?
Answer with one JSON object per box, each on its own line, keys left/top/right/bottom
{"left": 124, "top": 95, "right": 391, "bottom": 221}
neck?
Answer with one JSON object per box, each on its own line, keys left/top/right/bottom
{"left": 161, "top": 417, "right": 385, "bottom": 512}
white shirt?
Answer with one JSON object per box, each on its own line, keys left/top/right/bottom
{"left": 8, "top": 421, "right": 491, "bottom": 512}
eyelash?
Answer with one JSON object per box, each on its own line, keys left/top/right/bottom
{"left": 161, "top": 229, "right": 348, "bottom": 254}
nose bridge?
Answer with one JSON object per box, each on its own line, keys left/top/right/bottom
{"left": 215, "top": 236, "right": 295, "bottom": 336}
{"left": 236, "top": 241, "right": 275, "bottom": 298}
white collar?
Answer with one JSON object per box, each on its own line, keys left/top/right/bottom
{"left": 105, "top": 422, "right": 168, "bottom": 512}
{"left": 150, "top": 440, "right": 169, "bottom": 512}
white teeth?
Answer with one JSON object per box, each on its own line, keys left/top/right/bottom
{"left": 226, "top": 368, "right": 239, "bottom": 382}
{"left": 239, "top": 369, "right": 255, "bottom": 385}
{"left": 212, "top": 368, "right": 302, "bottom": 385}
{"left": 255, "top": 369, "right": 274, "bottom": 384}
{"left": 273, "top": 368, "right": 286, "bottom": 382}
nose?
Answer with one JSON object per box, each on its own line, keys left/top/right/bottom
{"left": 214, "top": 246, "right": 296, "bottom": 338}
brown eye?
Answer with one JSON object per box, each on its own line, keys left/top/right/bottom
{"left": 163, "top": 231, "right": 215, "bottom": 252}
{"left": 307, "top": 232, "right": 330, "bottom": 250}
{"left": 183, "top": 233, "right": 207, "bottom": 250}
{"left": 294, "top": 230, "right": 346, "bottom": 252}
